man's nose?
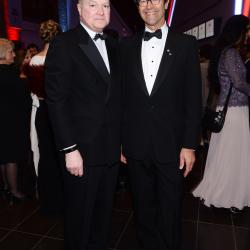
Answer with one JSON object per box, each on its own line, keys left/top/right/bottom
{"left": 146, "top": 0, "right": 154, "bottom": 8}
{"left": 97, "top": 6, "right": 104, "bottom": 15}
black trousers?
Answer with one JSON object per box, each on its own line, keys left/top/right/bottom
{"left": 36, "top": 101, "right": 63, "bottom": 214}
{"left": 127, "top": 157, "right": 184, "bottom": 250}
{"left": 62, "top": 162, "right": 119, "bottom": 250}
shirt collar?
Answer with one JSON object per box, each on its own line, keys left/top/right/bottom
{"left": 80, "top": 22, "right": 103, "bottom": 40}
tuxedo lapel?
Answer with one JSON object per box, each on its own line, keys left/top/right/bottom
{"left": 105, "top": 39, "right": 116, "bottom": 102}
{"left": 150, "top": 31, "right": 176, "bottom": 97}
{"left": 77, "top": 25, "right": 110, "bottom": 86}
{"left": 134, "top": 32, "right": 149, "bottom": 96}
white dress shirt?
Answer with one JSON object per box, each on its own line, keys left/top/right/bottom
{"left": 80, "top": 22, "right": 110, "bottom": 73}
{"left": 141, "top": 23, "right": 168, "bottom": 95}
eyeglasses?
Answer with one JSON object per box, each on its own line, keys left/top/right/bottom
{"left": 138, "top": 0, "right": 161, "bottom": 7}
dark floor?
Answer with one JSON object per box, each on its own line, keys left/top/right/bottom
{"left": 0, "top": 148, "right": 250, "bottom": 250}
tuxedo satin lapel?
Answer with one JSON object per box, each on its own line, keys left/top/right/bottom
{"left": 77, "top": 25, "right": 110, "bottom": 86}
{"left": 150, "top": 31, "right": 176, "bottom": 96}
{"left": 105, "top": 39, "right": 115, "bottom": 102}
{"left": 134, "top": 33, "right": 149, "bottom": 96}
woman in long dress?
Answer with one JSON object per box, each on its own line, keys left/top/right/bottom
{"left": 193, "top": 15, "right": 250, "bottom": 213}
{"left": 25, "top": 20, "right": 63, "bottom": 214}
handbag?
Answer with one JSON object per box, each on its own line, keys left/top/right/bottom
{"left": 202, "top": 83, "right": 232, "bottom": 133}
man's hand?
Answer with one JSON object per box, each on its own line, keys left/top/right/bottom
{"left": 65, "top": 150, "right": 84, "bottom": 177}
{"left": 120, "top": 153, "right": 127, "bottom": 164}
{"left": 179, "top": 148, "right": 195, "bottom": 178}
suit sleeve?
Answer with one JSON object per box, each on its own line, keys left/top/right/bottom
{"left": 45, "top": 36, "right": 76, "bottom": 150}
{"left": 183, "top": 36, "right": 202, "bottom": 149}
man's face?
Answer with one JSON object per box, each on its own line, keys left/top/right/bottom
{"left": 28, "top": 47, "right": 38, "bottom": 57}
{"left": 138, "top": 0, "right": 169, "bottom": 31}
{"left": 77, "top": 0, "right": 110, "bottom": 33}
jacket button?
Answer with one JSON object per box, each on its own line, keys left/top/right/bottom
{"left": 150, "top": 105, "right": 154, "bottom": 111}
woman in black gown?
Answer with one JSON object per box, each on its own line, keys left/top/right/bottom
{"left": 0, "top": 39, "right": 31, "bottom": 202}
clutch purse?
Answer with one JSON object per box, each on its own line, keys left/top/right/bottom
{"left": 202, "top": 83, "right": 232, "bottom": 133}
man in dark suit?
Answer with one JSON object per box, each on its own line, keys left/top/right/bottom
{"left": 121, "top": 0, "right": 201, "bottom": 249}
{"left": 45, "top": 0, "right": 121, "bottom": 249}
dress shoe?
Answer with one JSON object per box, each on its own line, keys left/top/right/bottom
{"left": 8, "top": 192, "right": 27, "bottom": 206}
{"left": 230, "top": 207, "right": 242, "bottom": 214}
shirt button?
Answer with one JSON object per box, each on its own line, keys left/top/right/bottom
{"left": 152, "top": 46, "right": 154, "bottom": 48}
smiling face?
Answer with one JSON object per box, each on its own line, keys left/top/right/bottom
{"left": 77, "top": 0, "right": 110, "bottom": 33}
{"left": 138, "top": 0, "right": 169, "bottom": 31}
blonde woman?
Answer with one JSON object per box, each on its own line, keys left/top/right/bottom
{"left": 0, "top": 39, "right": 31, "bottom": 203}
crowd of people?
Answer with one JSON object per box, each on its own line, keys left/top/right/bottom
{"left": 0, "top": 0, "right": 249, "bottom": 249}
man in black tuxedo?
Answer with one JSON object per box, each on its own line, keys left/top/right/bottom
{"left": 121, "top": 0, "right": 201, "bottom": 249}
{"left": 45, "top": 0, "right": 120, "bottom": 249}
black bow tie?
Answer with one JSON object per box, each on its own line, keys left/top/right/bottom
{"left": 143, "top": 29, "right": 162, "bottom": 41}
{"left": 93, "top": 33, "right": 107, "bottom": 41}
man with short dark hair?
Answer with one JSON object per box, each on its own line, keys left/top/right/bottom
{"left": 121, "top": 0, "right": 201, "bottom": 249}
{"left": 26, "top": 43, "right": 38, "bottom": 57}
{"left": 45, "top": 0, "right": 121, "bottom": 249}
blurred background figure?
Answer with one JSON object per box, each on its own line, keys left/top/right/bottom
{"left": 199, "top": 44, "right": 212, "bottom": 147}
{"left": 193, "top": 15, "right": 250, "bottom": 214}
{"left": 20, "top": 43, "right": 39, "bottom": 79}
{"left": 26, "top": 43, "right": 39, "bottom": 58}
{"left": 0, "top": 38, "right": 31, "bottom": 204}
{"left": 13, "top": 48, "right": 26, "bottom": 74}
{"left": 245, "top": 26, "right": 250, "bottom": 83}
{"left": 199, "top": 44, "right": 212, "bottom": 112}
{"left": 243, "top": 26, "right": 250, "bottom": 124}
{"left": 25, "top": 20, "right": 63, "bottom": 215}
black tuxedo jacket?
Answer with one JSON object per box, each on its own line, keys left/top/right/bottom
{"left": 121, "top": 30, "right": 202, "bottom": 163}
{"left": 45, "top": 24, "right": 121, "bottom": 166}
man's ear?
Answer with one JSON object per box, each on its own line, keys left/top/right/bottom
{"left": 77, "top": 3, "right": 81, "bottom": 16}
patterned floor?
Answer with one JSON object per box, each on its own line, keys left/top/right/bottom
{"left": 0, "top": 148, "right": 249, "bottom": 250}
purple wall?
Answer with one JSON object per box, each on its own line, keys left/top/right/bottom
{"left": 0, "top": 0, "right": 6, "bottom": 37}
{"left": 20, "top": 21, "right": 42, "bottom": 48}
{"left": 67, "top": 0, "right": 78, "bottom": 29}
{"left": 18, "top": 0, "right": 243, "bottom": 47}
{"left": 171, "top": 0, "right": 235, "bottom": 44}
